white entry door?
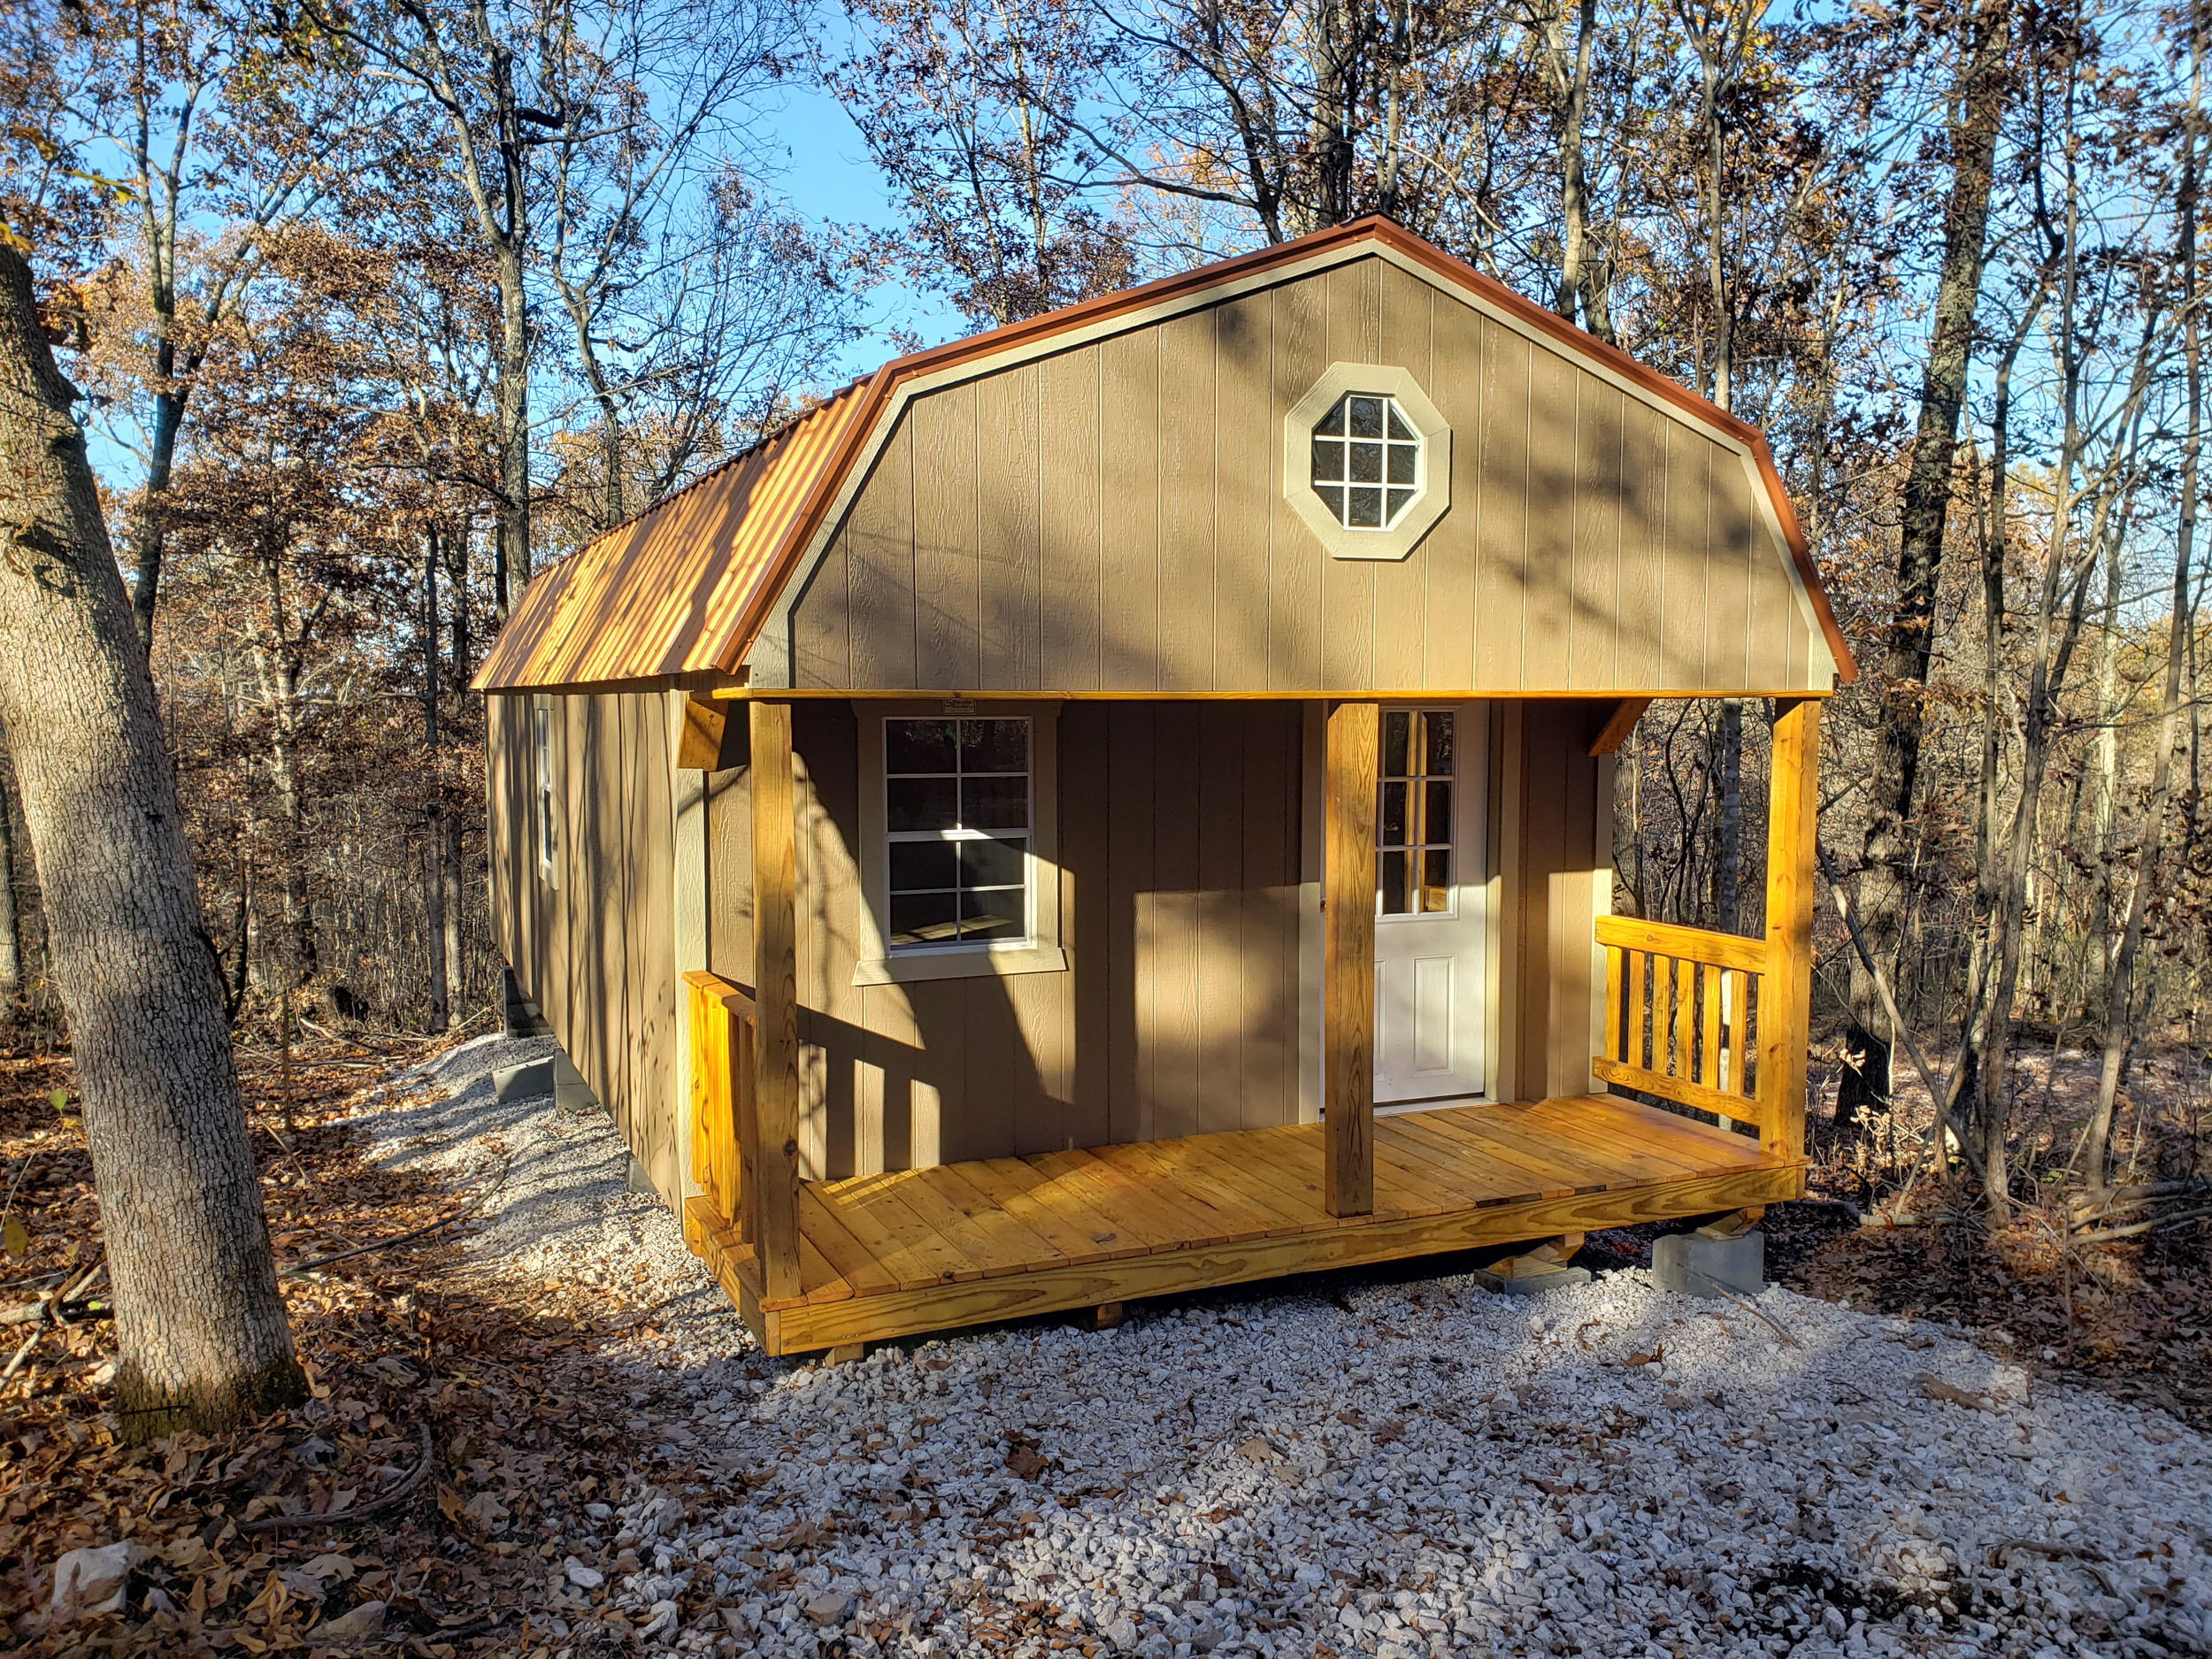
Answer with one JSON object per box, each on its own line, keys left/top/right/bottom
{"left": 1373, "top": 705, "right": 1487, "bottom": 1105}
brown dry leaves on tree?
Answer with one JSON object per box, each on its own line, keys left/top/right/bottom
{"left": 0, "top": 1035, "right": 744, "bottom": 1656}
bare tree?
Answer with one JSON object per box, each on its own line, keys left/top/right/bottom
{"left": 2083, "top": 0, "right": 2206, "bottom": 1188}
{"left": 536, "top": 0, "right": 788, "bottom": 526}
{"left": 1843, "top": 0, "right": 2013, "bottom": 1133}
{"left": 59, "top": 0, "right": 376, "bottom": 649}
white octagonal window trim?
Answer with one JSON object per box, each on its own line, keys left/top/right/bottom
{"left": 1284, "top": 363, "right": 1452, "bottom": 561}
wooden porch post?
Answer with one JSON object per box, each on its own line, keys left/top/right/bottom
{"left": 1324, "top": 700, "right": 1378, "bottom": 1217}
{"left": 1760, "top": 698, "right": 1821, "bottom": 1161}
{"left": 749, "top": 699, "right": 803, "bottom": 1301}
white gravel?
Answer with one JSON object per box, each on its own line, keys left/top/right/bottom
{"left": 378, "top": 1035, "right": 2212, "bottom": 1659}
{"left": 370, "top": 1032, "right": 720, "bottom": 1309}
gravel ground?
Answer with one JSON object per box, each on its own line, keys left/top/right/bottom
{"left": 376, "top": 1036, "right": 2212, "bottom": 1659}
{"left": 373, "top": 1032, "right": 733, "bottom": 1312}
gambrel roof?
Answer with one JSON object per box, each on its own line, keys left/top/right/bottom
{"left": 474, "top": 217, "right": 1855, "bottom": 695}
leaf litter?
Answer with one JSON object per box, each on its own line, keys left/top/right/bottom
{"left": 0, "top": 1031, "right": 749, "bottom": 1656}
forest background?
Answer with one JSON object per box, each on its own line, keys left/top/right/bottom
{"left": 0, "top": 0, "right": 2206, "bottom": 1222}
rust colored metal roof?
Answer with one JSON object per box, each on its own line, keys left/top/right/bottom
{"left": 472, "top": 379, "right": 878, "bottom": 690}
{"left": 476, "top": 217, "right": 1855, "bottom": 693}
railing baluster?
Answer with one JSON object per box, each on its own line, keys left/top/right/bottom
{"left": 1591, "top": 915, "right": 1769, "bottom": 1135}
{"left": 1701, "top": 964, "right": 1722, "bottom": 1089}
{"left": 1670, "top": 956, "right": 1692, "bottom": 1084}
{"left": 1634, "top": 950, "right": 1653, "bottom": 1071}
{"left": 1604, "top": 941, "right": 1624, "bottom": 1067}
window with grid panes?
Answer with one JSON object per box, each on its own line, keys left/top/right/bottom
{"left": 884, "top": 718, "right": 1031, "bottom": 949}
{"left": 1310, "top": 392, "right": 1423, "bottom": 530}
{"left": 1378, "top": 710, "right": 1454, "bottom": 914}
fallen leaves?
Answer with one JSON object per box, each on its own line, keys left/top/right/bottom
{"left": 0, "top": 1033, "right": 733, "bottom": 1656}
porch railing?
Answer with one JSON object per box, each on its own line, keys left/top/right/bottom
{"left": 685, "top": 970, "right": 757, "bottom": 1240}
{"left": 1593, "top": 915, "right": 1764, "bottom": 1137}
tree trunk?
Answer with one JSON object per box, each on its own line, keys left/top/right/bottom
{"left": 495, "top": 242, "right": 530, "bottom": 618}
{"left": 0, "top": 737, "right": 21, "bottom": 1006}
{"left": 446, "top": 518, "right": 472, "bottom": 685}
{"left": 422, "top": 528, "right": 449, "bottom": 1030}
{"left": 227, "top": 850, "right": 252, "bottom": 1018}
{"left": 425, "top": 810, "right": 450, "bottom": 1031}
{"left": 266, "top": 680, "right": 318, "bottom": 985}
{"left": 1534, "top": 0, "right": 1615, "bottom": 343}
{"left": 127, "top": 380, "right": 186, "bottom": 656}
{"left": 2085, "top": 3, "right": 2204, "bottom": 1187}
{"left": 1845, "top": 0, "right": 2010, "bottom": 1130}
{"left": 0, "top": 242, "right": 300, "bottom": 1437}
{"left": 1716, "top": 698, "right": 1743, "bottom": 933}
{"left": 442, "top": 809, "right": 463, "bottom": 1025}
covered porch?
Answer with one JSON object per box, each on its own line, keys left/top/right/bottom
{"left": 676, "top": 695, "right": 1820, "bottom": 1358}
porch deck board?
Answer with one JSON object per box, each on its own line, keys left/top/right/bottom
{"left": 687, "top": 1093, "right": 1804, "bottom": 1356}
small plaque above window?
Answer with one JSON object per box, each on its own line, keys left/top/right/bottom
{"left": 1284, "top": 364, "right": 1452, "bottom": 561}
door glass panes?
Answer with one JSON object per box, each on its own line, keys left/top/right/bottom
{"left": 1310, "top": 394, "right": 1422, "bottom": 530}
{"left": 1378, "top": 710, "right": 1454, "bottom": 915}
{"left": 886, "top": 718, "right": 1031, "bottom": 949}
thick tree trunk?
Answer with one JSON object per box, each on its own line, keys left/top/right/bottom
{"left": 1845, "top": 0, "right": 2010, "bottom": 1131}
{"left": 0, "top": 242, "right": 300, "bottom": 1437}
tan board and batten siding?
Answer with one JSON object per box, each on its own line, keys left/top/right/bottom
{"left": 689, "top": 697, "right": 1609, "bottom": 1177}
{"left": 782, "top": 255, "right": 1823, "bottom": 697}
{"left": 488, "top": 691, "right": 682, "bottom": 1198}
{"left": 700, "top": 702, "right": 1304, "bottom": 1179}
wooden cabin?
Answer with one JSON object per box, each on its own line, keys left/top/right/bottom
{"left": 472, "top": 217, "right": 1855, "bottom": 1357}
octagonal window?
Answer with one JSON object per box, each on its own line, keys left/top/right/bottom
{"left": 1310, "top": 392, "right": 1422, "bottom": 530}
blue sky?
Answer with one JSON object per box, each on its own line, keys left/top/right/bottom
{"left": 764, "top": 78, "right": 972, "bottom": 380}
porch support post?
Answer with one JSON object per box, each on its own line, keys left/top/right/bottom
{"left": 1324, "top": 699, "right": 1378, "bottom": 1217}
{"left": 749, "top": 698, "right": 803, "bottom": 1301}
{"left": 1761, "top": 698, "right": 1821, "bottom": 1161}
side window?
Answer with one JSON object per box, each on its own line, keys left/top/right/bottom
{"left": 882, "top": 717, "right": 1032, "bottom": 951}
{"left": 534, "top": 701, "right": 558, "bottom": 884}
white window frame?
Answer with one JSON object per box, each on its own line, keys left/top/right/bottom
{"left": 853, "top": 701, "right": 1067, "bottom": 986}
{"left": 533, "top": 695, "right": 559, "bottom": 887}
{"left": 1283, "top": 362, "right": 1453, "bottom": 562}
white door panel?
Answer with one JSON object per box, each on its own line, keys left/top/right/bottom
{"left": 1373, "top": 706, "right": 1487, "bottom": 1103}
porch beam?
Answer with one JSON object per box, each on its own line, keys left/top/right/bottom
{"left": 749, "top": 697, "right": 803, "bottom": 1301}
{"left": 1586, "top": 697, "right": 1652, "bottom": 757}
{"left": 1760, "top": 698, "right": 1820, "bottom": 1161}
{"left": 1324, "top": 699, "right": 1378, "bottom": 1217}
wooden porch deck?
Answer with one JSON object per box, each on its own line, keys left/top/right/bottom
{"left": 684, "top": 1092, "right": 1803, "bottom": 1356}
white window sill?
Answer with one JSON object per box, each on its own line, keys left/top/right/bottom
{"left": 852, "top": 943, "right": 1069, "bottom": 987}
